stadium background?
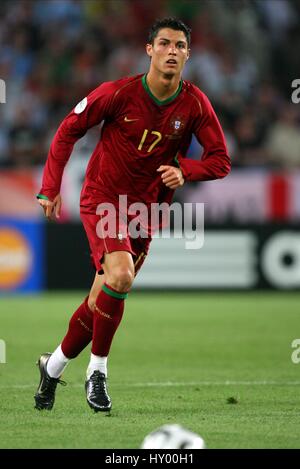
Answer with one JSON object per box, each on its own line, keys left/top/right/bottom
{"left": 0, "top": 0, "right": 300, "bottom": 293}
{"left": 1, "top": 0, "right": 300, "bottom": 450}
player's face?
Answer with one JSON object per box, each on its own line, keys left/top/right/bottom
{"left": 146, "top": 28, "right": 190, "bottom": 77}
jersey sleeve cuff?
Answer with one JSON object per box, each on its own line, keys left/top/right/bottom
{"left": 36, "top": 193, "right": 49, "bottom": 200}
{"left": 36, "top": 189, "right": 58, "bottom": 201}
{"left": 175, "top": 154, "right": 190, "bottom": 180}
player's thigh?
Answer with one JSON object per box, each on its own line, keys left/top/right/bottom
{"left": 131, "top": 237, "right": 151, "bottom": 276}
{"left": 88, "top": 272, "right": 105, "bottom": 310}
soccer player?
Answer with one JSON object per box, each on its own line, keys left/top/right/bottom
{"left": 34, "top": 17, "right": 231, "bottom": 412}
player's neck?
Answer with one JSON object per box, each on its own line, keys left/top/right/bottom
{"left": 145, "top": 70, "right": 181, "bottom": 101}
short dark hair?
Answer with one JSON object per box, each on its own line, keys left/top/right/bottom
{"left": 148, "top": 17, "right": 191, "bottom": 47}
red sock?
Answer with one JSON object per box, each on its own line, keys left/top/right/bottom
{"left": 61, "top": 297, "right": 93, "bottom": 358}
{"left": 91, "top": 283, "right": 128, "bottom": 356}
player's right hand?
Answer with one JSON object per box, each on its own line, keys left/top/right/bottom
{"left": 38, "top": 194, "right": 62, "bottom": 220}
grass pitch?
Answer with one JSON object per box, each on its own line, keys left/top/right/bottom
{"left": 0, "top": 291, "right": 300, "bottom": 449}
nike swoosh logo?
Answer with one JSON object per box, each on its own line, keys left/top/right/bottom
{"left": 124, "top": 116, "right": 139, "bottom": 122}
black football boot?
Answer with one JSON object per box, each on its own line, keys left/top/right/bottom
{"left": 85, "top": 370, "right": 111, "bottom": 412}
{"left": 34, "top": 353, "right": 66, "bottom": 410}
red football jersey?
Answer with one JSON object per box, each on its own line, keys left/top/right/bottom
{"left": 38, "top": 73, "right": 230, "bottom": 211}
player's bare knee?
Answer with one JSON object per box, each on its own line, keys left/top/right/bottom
{"left": 107, "top": 268, "right": 134, "bottom": 292}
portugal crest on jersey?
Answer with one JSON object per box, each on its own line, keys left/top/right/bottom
{"left": 169, "top": 115, "right": 186, "bottom": 135}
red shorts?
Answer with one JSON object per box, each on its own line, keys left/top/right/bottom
{"left": 80, "top": 212, "right": 151, "bottom": 275}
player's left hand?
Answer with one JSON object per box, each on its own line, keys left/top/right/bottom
{"left": 38, "top": 193, "right": 62, "bottom": 221}
{"left": 157, "top": 165, "right": 185, "bottom": 190}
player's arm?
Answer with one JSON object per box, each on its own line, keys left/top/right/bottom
{"left": 177, "top": 89, "right": 231, "bottom": 182}
{"left": 36, "top": 82, "right": 116, "bottom": 217}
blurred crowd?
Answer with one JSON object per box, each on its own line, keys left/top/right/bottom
{"left": 0, "top": 0, "right": 300, "bottom": 169}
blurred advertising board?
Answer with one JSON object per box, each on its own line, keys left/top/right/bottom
{"left": 1, "top": 167, "right": 298, "bottom": 224}
{"left": 0, "top": 169, "right": 40, "bottom": 219}
{"left": 0, "top": 170, "right": 44, "bottom": 293}
{"left": 134, "top": 226, "right": 300, "bottom": 290}
{"left": 44, "top": 223, "right": 300, "bottom": 291}
{"left": 0, "top": 219, "right": 44, "bottom": 293}
{"left": 183, "top": 169, "right": 300, "bottom": 224}
{"left": 0, "top": 168, "right": 299, "bottom": 291}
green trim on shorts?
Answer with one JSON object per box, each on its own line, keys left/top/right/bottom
{"left": 36, "top": 194, "right": 49, "bottom": 200}
{"left": 102, "top": 284, "right": 128, "bottom": 300}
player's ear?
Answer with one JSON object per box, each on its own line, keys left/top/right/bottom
{"left": 186, "top": 48, "right": 190, "bottom": 60}
{"left": 146, "top": 43, "right": 153, "bottom": 58}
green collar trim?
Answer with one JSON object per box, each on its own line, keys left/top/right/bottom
{"left": 142, "top": 74, "right": 182, "bottom": 106}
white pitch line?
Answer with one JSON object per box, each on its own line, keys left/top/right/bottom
{"left": 131, "top": 380, "right": 300, "bottom": 387}
{"left": 1, "top": 380, "right": 300, "bottom": 390}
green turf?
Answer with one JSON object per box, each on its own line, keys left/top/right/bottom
{"left": 0, "top": 291, "right": 300, "bottom": 449}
